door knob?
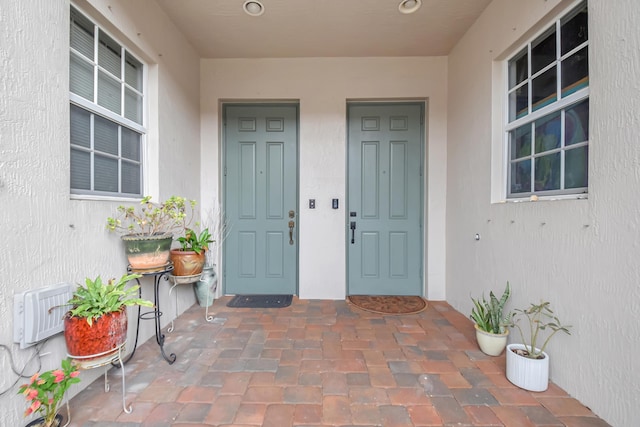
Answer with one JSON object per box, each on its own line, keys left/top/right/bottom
{"left": 288, "top": 220, "right": 295, "bottom": 245}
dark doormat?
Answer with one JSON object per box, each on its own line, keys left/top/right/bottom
{"left": 347, "top": 295, "right": 427, "bottom": 315}
{"left": 226, "top": 294, "right": 293, "bottom": 308}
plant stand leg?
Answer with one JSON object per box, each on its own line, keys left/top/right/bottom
{"left": 117, "top": 345, "right": 132, "bottom": 413}
{"left": 205, "top": 279, "right": 214, "bottom": 322}
{"left": 167, "top": 280, "right": 179, "bottom": 333}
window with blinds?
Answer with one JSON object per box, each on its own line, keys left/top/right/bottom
{"left": 69, "top": 6, "right": 145, "bottom": 197}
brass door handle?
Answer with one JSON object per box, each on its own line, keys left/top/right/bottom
{"left": 288, "top": 220, "right": 295, "bottom": 245}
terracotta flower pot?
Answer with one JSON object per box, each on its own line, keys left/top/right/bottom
{"left": 64, "top": 310, "right": 127, "bottom": 359}
{"left": 170, "top": 249, "right": 206, "bottom": 276}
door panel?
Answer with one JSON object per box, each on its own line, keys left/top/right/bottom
{"left": 224, "top": 104, "right": 298, "bottom": 295}
{"left": 348, "top": 103, "right": 423, "bottom": 296}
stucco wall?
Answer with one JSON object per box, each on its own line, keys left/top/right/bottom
{"left": 200, "top": 57, "right": 448, "bottom": 301}
{"left": 446, "top": 0, "right": 640, "bottom": 425}
{"left": 0, "top": 1, "right": 200, "bottom": 425}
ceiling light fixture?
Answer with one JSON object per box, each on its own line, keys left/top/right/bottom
{"left": 243, "top": 0, "right": 264, "bottom": 17}
{"left": 398, "top": 0, "right": 422, "bottom": 14}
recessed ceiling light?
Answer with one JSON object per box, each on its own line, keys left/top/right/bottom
{"left": 243, "top": 0, "right": 264, "bottom": 17}
{"left": 398, "top": 0, "right": 422, "bottom": 14}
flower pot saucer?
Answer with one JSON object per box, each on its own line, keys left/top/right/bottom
{"left": 128, "top": 262, "right": 174, "bottom": 274}
{"left": 169, "top": 273, "right": 201, "bottom": 285}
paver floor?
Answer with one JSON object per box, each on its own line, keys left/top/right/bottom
{"left": 66, "top": 297, "right": 610, "bottom": 426}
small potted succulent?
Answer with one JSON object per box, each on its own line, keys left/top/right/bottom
{"left": 506, "top": 301, "right": 572, "bottom": 391}
{"left": 470, "top": 282, "right": 512, "bottom": 356}
{"left": 106, "top": 196, "right": 196, "bottom": 270}
{"left": 170, "top": 227, "right": 213, "bottom": 277}
{"left": 18, "top": 358, "right": 81, "bottom": 427}
{"left": 64, "top": 274, "right": 153, "bottom": 361}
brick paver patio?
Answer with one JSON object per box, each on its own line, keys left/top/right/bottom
{"left": 65, "top": 297, "right": 610, "bottom": 426}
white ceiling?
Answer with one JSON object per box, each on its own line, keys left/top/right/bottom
{"left": 155, "top": 0, "right": 492, "bottom": 58}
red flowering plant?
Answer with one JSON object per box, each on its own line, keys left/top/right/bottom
{"left": 18, "top": 358, "right": 81, "bottom": 427}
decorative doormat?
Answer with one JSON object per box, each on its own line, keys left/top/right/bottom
{"left": 347, "top": 295, "right": 427, "bottom": 315}
{"left": 226, "top": 294, "right": 293, "bottom": 308}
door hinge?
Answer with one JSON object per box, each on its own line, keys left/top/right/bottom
{"left": 224, "top": 166, "right": 227, "bottom": 176}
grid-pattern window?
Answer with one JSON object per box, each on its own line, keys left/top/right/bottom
{"left": 506, "top": 2, "right": 588, "bottom": 198}
{"left": 70, "top": 6, "right": 145, "bottom": 197}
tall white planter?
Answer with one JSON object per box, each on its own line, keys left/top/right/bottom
{"left": 506, "top": 343, "right": 550, "bottom": 392}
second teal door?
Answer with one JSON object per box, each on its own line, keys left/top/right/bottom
{"left": 223, "top": 104, "right": 298, "bottom": 295}
{"left": 347, "top": 103, "right": 424, "bottom": 296}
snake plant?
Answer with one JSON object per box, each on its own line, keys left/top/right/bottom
{"left": 470, "top": 281, "right": 512, "bottom": 334}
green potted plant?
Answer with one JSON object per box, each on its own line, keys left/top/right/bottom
{"left": 470, "top": 282, "right": 512, "bottom": 356}
{"left": 170, "top": 227, "right": 213, "bottom": 277}
{"left": 106, "top": 196, "right": 195, "bottom": 270}
{"left": 506, "top": 301, "right": 572, "bottom": 391}
{"left": 18, "top": 358, "right": 81, "bottom": 427}
{"left": 63, "top": 273, "right": 153, "bottom": 361}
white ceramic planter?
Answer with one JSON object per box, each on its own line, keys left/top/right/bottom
{"left": 474, "top": 324, "right": 509, "bottom": 356}
{"left": 506, "top": 343, "right": 550, "bottom": 392}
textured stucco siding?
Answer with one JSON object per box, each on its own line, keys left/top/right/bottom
{"left": 446, "top": 0, "right": 640, "bottom": 425}
{"left": 0, "top": 1, "right": 200, "bottom": 425}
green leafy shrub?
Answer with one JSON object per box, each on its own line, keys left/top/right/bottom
{"left": 67, "top": 273, "right": 153, "bottom": 325}
{"left": 508, "top": 301, "right": 572, "bottom": 359}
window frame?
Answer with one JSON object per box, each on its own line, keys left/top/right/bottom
{"left": 504, "top": 1, "right": 589, "bottom": 200}
{"left": 70, "top": 5, "right": 147, "bottom": 199}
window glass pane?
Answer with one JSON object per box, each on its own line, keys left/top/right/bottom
{"left": 510, "top": 124, "right": 532, "bottom": 160}
{"left": 509, "top": 84, "right": 528, "bottom": 121}
{"left": 98, "top": 32, "right": 121, "bottom": 78}
{"left": 531, "top": 28, "right": 556, "bottom": 74}
{"left": 94, "top": 155, "right": 118, "bottom": 192}
{"left": 98, "top": 70, "right": 121, "bottom": 114}
{"left": 535, "top": 112, "right": 561, "bottom": 153}
{"left": 70, "top": 148, "right": 91, "bottom": 190}
{"left": 565, "top": 145, "right": 588, "bottom": 189}
{"left": 534, "top": 152, "right": 561, "bottom": 191}
{"left": 70, "top": 105, "right": 91, "bottom": 149}
{"left": 532, "top": 67, "right": 557, "bottom": 112}
{"left": 561, "top": 3, "right": 588, "bottom": 55}
{"left": 125, "top": 53, "right": 143, "bottom": 91}
{"left": 70, "top": 8, "right": 94, "bottom": 59}
{"left": 121, "top": 127, "right": 141, "bottom": 160}
{"left": 505, "top": 2, "right": 588, "bottom": 198}
{"left": 510, "top": 160, "right": 531, "bottom": 194}
{"left": 122, "top": 161, "right": 141, "bottom": 195}
{"left": 565, "top": 100, "right": 589, "bottom": 146}
{"left": 124, "top": 87, "right": 143, "bottom": 124}
{"left": 94, "top": 115, "right": 118, "bottom": 155}
{"left": 561, "top": 47, "right": 588, "bottom": 97}
{"left": 508, "top": 49, "right": 528, "bottom": 89}
{"left": 70, "top": 53, "right": 94, "bottom": 101}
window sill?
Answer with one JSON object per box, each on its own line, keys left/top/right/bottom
{"left": 497, "top": 193, "right": 588, "bottom": 204}
{"left": 70, "top": 194, "right": 143, "bottom": 203}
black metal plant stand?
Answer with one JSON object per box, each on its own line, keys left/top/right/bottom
{"left": 116, "top": 263, "right": 176, "bottom": 366}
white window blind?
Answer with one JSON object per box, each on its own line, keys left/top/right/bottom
{"left": 70, "top": 6, "right": 144, "bottom": 197}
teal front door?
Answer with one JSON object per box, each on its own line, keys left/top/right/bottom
{"left": 223, "top": 104, "right": 298, "bottom": 295}
{"left": 347, "top": 103, "right": 424, "bottom": 296}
